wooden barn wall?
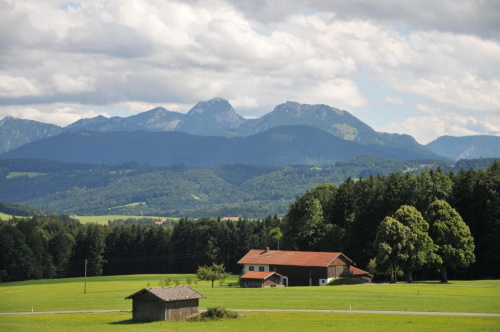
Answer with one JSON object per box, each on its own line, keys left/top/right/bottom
{"left": 327, "top": 265, "right": 348, "bottom": 278}
{"left": 270, "top": 265, "right": 327, "bottom": 286}
{"left": 241, "top": 275, "right": 281, "bottom": 288}
{"left": 242, "top": 279, "right": 264, "bottom": 288}
{"left": 165, "top": 299, "right": 199, "bottom": 320}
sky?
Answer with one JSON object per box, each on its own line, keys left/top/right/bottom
{"left": 0, "top": 0, "right": 499, "bottom": 144}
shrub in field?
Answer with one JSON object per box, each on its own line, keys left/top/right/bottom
{"left": 189, "top": 307, "right": 238, "bottom": 321}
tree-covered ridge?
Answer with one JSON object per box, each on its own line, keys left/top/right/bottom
{"left": 1, "top": 157, "right": 496, "bottom": 218}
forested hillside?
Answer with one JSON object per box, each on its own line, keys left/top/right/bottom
{"left": 0, "top": 157, "right": 462, "bottom": 217}
{"left": 1, "top": 162, "right": 498, "bottom": 282}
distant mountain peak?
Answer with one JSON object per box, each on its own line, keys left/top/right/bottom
{"left": 178, "top": 98, "right": 245, "bottom": 134}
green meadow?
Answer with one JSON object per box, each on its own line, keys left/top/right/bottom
{"left": 5, "top": 172, "right": 46, "bottom": 179}
{"left": 71, "top": 215, "right": 178, "bottom": 225}
{"left": 0, "top": 275, "right": 499, "bottom": 331}
{"left": 0, "top": 211, "right": 13, "bottom": 220}
{"left": 1, "top": 312, "right": 499, "bottom": 332}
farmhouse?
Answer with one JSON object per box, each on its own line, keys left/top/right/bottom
{"left": 240, "top": 271, "right": 286, "bottom": 288}
{"left": 238, "top": 248, "right": 371, "bottom": 286}
{"left": 125, "top": 286, "right": 205, "bottom": 321}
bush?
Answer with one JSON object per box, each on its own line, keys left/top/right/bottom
{"left": 189, "top": 306, "right": 238, "bottom": 321}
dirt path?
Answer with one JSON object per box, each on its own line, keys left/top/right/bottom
{"left": 1, "top": 309, "right": 499, "bottom": 317}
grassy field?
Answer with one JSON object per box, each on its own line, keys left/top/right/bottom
{"left": 0, "top": 275, "right": 499, "bottom": 331}
{"left": 0, "top": 211, "right": 14, "bottom": 220}
{"left": 1, "top": 312, "right": 499, "bottom": 332}
{"left": 6, "top": 172, "right": 46, "bottom": 179}
{"left": 71, "top": 215, "right": 179, "bottom": 225}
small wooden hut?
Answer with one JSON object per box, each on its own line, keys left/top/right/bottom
{"left": 240, "top": 271, "right": 286, "bottom": 288}
{"left": 125, "top": 286, "right": 205, "bottom": 321}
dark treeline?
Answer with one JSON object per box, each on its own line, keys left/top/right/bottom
{"left": 281, "top": 161, "right": 500, "bottom": 280}
{"left": 0, "top": 215, "right": 280, "bottom": 282}
{"left": 1, "top": 162, "right": 498, "bottom": 282}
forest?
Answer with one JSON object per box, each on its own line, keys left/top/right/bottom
{"left": 0, "top": 162, "right": 498, "bottom": 282}
{"left": 0, "top": 157, "right": 495, "bottom": 217}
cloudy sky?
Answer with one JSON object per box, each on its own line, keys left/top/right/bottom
{"left": 1, "top": 0, "right": 499, "bottom": 144}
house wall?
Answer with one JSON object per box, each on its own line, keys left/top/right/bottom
{"left": 243, "top": 264, "right": 269, "bottom": 273}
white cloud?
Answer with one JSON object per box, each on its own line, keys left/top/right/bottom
{"left": 0, "top": 74, "right": 46, "bottom": 98}
{"left": 53, "top": 74, "right": 96, "bottom": 94}
{"left": 378, "top": 112, "right": 500, "bottom": 144}
{"left": 0, "top": 0, "right": 498, "bottom": 143}
{"left": 0, "top": 103, "right": 109, "bottom": 126}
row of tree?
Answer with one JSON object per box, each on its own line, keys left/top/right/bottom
{"left": 372, "top": 202, "right": 474, "bottom": 283}
{"left": 0, "top": 215, "right": 280, "bottom": 282}
{"left": 281, "top": 162, "right": 499, "bottom": 280}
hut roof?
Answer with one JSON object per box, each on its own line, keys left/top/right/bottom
{"left": 240, "top": 271, "right": 284, "bottom": 280}
{"left": 125, "top": 286, "right": 205, "bottom": 302}
{"left": 237, "top": 249, "right": 353, "bottom": 267}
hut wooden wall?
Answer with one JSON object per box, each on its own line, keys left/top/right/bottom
{"left": 132, "top": 292, "right": 165, "bottom": 321}
{"left": 165, "top": 299, "right": 199, "bottom": 320}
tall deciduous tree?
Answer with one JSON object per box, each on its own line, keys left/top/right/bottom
{"left": 392, "top": 205, "right": 439, "bottom": 282}
{"left": 425, "top": 200, "right": 475, "bottom": 282}
{"left": 373, "top": 216, "right": 410, "bottom": 283}
{"left": 268, "top": 227, "right": 283, "bottom": 250}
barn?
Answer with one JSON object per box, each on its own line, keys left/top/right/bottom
{"left": 240, "top": 271, "right": 286, "bottom": 288}
{"left": 125, "top": 286, "right": 205, "bottom": 321}
{"left": 238, "top": 248, "right": 371, "bottom": 286}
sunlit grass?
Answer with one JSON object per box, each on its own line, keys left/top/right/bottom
{"left": 71, "top": 215, "right": 179, "bottom": 225}
{"left": 0, "top": 311, "right": 499, "bottom": 332}
{"left": 6, "top": 172, "right": 46, "bottom": 179}
{"left": 0, "top": 275, "right": 498, "bottom": 314}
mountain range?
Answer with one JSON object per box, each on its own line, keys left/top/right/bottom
{"left": 1, "top": 98, "right": 499, "bottom": 165}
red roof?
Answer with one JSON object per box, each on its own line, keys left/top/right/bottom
{"left": 240, "top": 271, "right": 284, "bottom": 280}
{"left": 349, "top": 266, "right": 371, "bottom": 276}
{"left": 237, "top": 249, "right": 352, "bottom": 267}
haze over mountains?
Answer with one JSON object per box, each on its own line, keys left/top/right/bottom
{"left": 1, "top": 98, "right": 499, "bottom": 165}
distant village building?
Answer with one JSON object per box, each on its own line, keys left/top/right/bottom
{"left": 125, "top": 286, "right": 205, "bottom": 321}
{"left": 239, "top": 271, "right": 286, "bottom": 288}
{"left": 238, "top": 248, "right": 372, "bottom": 286}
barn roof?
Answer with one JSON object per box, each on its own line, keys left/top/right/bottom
{"left": 237, "top": 249, "right": 353, "bottom": 267}
{"left": 350, "top": 266, "right": 372, "bottom": 277}
{"left": 125, "top": 286, "right": 205, "bottom": 302}
{"left": 240, "top": 271, "right": 284, "bottom": 280}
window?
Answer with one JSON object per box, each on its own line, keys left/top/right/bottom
{"left": 249, "top": 266, "right": 254, "bottom": 271}
{"left": 259, "top": 266, "right": 265, "bottom": 271}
